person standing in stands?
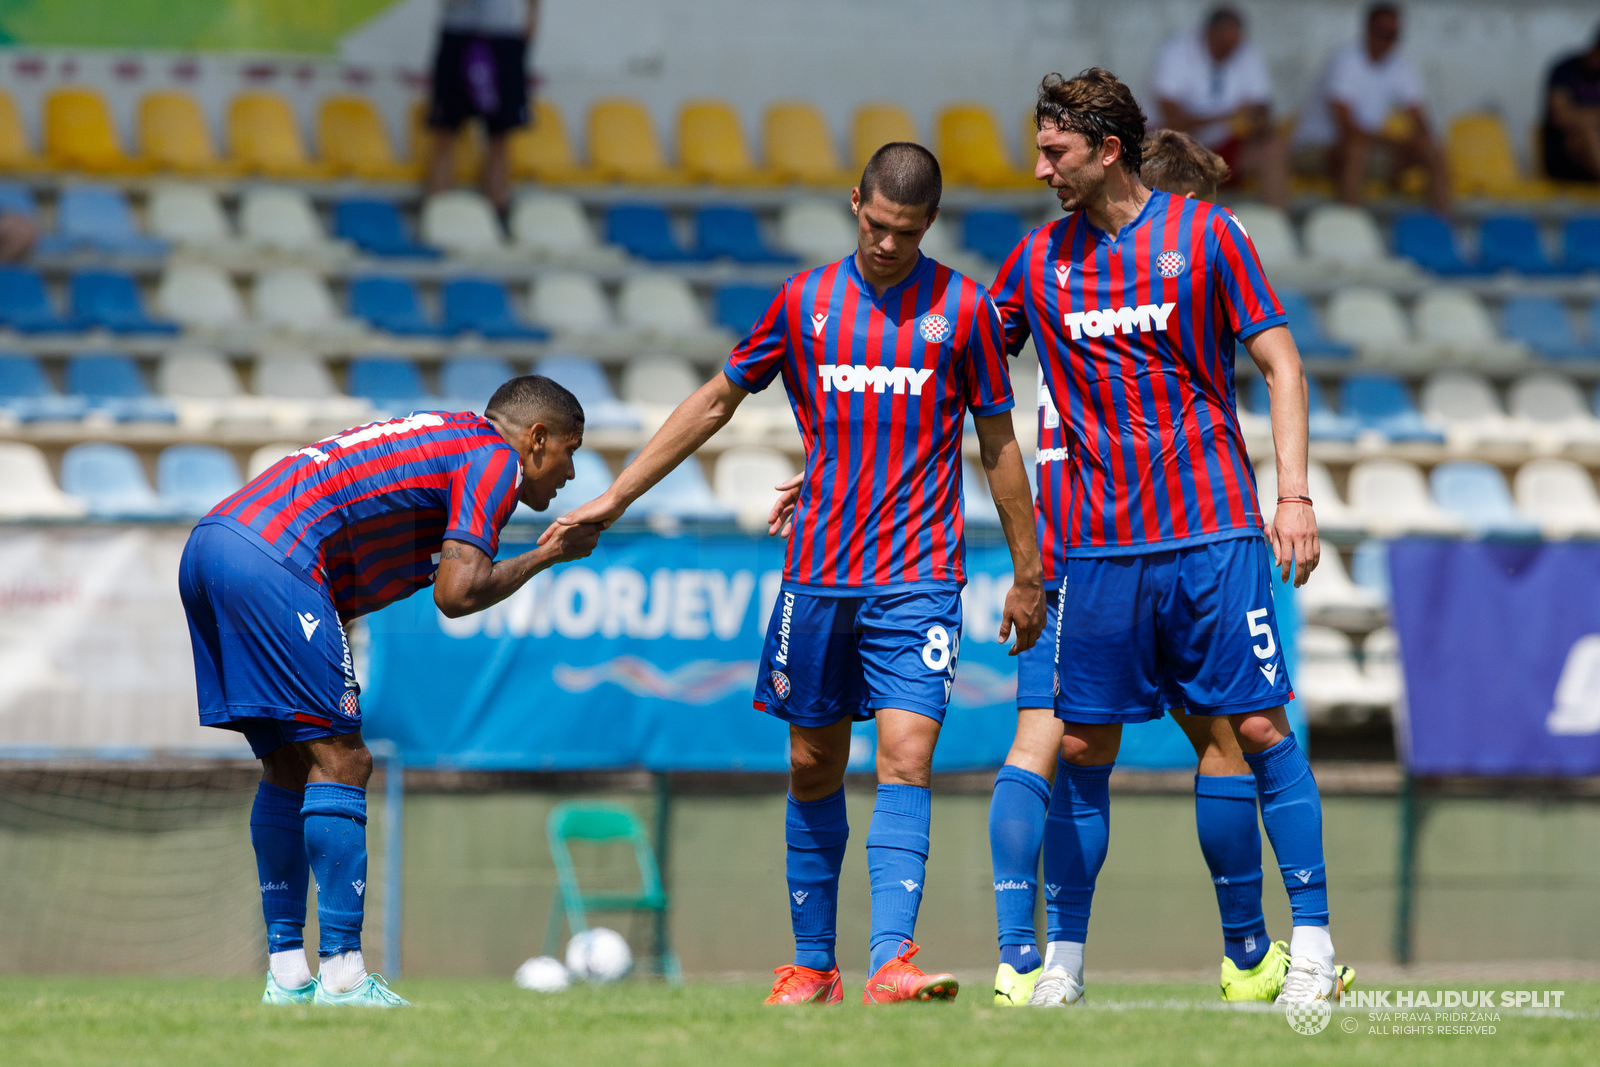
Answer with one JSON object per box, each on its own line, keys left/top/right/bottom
{"left": 425, "top": 0, "right": 539, "bottom": 216}
{"left": 1542, "top": 27, "right": 1600, "bottom": 183}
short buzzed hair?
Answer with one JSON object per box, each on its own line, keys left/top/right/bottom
{"left": 485, "top": 375, "right": 585, "bottom": 435}
{"left": 1140, "top": 129, "right": 1231, "bottom": 199}
{"left": 858, "top": 142, "right": 942, "bottom": 214}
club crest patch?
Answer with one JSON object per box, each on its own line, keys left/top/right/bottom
{"left": 918, "top": 313, "right": 951, "bottom": 343}
{"left": 1157, "top": 250, "right": 1187, "bottom": 278}
{"left": 770, "top": 671, "right": 791, "bottom": 700}
{"left": 341, "top": 689, "right": 361, "bottom": 719}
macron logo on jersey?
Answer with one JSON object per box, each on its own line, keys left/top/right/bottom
{"left": 1055, "top": 263, "right": 1071, "bottom": 288}
{"left": 818, "top": 364, "right": 936, "bottom": 395}
{"left": 1061, "top": 302, "right": 1177, "bottom": 340}
{"left": 811, "top": 312, "right": 828, "bottom": 337}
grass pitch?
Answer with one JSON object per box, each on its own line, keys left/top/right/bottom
{"left": 2, "top": 976, "right": 1596, "bottom": 1067}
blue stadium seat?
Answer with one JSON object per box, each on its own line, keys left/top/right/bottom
{"left": 441, "top": 278, "right": 548, "bottom": 340}
{"left": 1349, "top": 539, "right": 1391, "bottom": 604}
{"left": 517, "top": 450, "right": 616, "bottom": 521}
{"left": 1339, "top": 373, "right": 1444, "bottom": 442}
{"left": 1561, "top": 216, "right": 1600, "bottom": 273}
{"left": 345, "top": 356, "right": 433, "bottom": 413}
{"left": 36, "top": 186, "right": 166, "bottom": 257}
{"left": 0, "top": 181, "right": 36, "bottom": 218}
{"left": 627, "top": 452, "right": 735, "bottom": 522}
{"left": 1248, "top": 374, "right": 1358, "bottom": 440}
{"left": 69, "top": 270, "right": 179, "bottom": 335}
{"left": 0, "top": 267, "right": 74, "bottom": 333}
{"left": 60, "top": 442, "right": 175, "bottom": 519}
{"left": 962, "top": 209, "right": 1025, "bottom": 264}
{"left": 533, "top": 353, "right": 641, "bottom": 429}
{"left": 157, "top": 444, "right": 243, "bottom": 517}
{"left": 1477, "top": 215, "right": 1562, "bottom": 275}
{"left": 1430, "top": 461, "right": 1541, "bottom": 538}
{"left": 714, "top": 284, "right": 779, "bottom": 336}
{"left": 695, "top": 205, "right": 796, "bottom": 264}
{"left": 1502, "top": 295, "right": 1594, "bottom": 361}
{"left": 440, "top": 354, "right": 514, "bottom": 409}
{"left": 333, "top": 199, "right": 439, "bottom": 259}
{"left": 65, "top": 352, "right": 176, "bottom": 422}
{"left": 349, "top": 276, "right": 453, "bottom": 337}
{"left": 605, "top": 204, "right": 706, "bottom": 262}
{"left": 0, "top": 354, "right": 86, "bottom": 421}
{"left": 1278, "top": 290, "right": 1353, "bottom": 358}
{"left": 1392, "top": 211, "right": 1478, "bottom": 275}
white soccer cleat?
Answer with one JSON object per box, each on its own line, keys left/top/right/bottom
{"left": 1026, "top": 966, "right": 1085, "bottom": 1007}
{"left": 1274, "top": 955, "right": 1337, "bottom": 1005}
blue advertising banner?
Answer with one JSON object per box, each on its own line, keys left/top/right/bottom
{"left": 363, "top": 531, "right": 1303, "bottom": 772}
{"left": 1390, "top": 540, "right": 1600, "bottom": 776}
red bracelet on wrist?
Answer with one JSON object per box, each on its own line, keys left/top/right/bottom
{"left": 1276, "top": 495, "right": 1314, "bottom": 506}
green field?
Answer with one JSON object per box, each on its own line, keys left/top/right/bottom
{"left": 3, "top": 977, "right": 1596, "bottom": 1067}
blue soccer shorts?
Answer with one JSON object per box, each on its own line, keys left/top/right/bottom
{"left": 751, "top": 587, "right": 963, "bottom": 727}
{"left": 1016, "top": 589, "right": 1061, "bottom": 710}
{"left": 1055, "top": 534, "right": 1293, "bottom": 724}
{"left": 178, "top": 521, "right": 362, "bottom": 759}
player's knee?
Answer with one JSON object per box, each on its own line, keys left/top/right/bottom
{"left": 1231, "top": 710, "right": 1286, "bottom": 753}
{"left": 1059, "top": 728, "right": 1117, "bottom": 766}
{"left": 259, "top": 746, "right": 309, "bottom": 792}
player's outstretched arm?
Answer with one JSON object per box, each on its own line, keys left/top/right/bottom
{"left": 972, "top": 412, "right": 1046, "bottom": 656}
{"left": 539, "top": 373, "right": 749, "bottom": 543}
{"left": 1245, "top": 323, "right": 1320, "bottom": 588}
{"left": 434, "top": 524, "right": 603, "bottom": 617}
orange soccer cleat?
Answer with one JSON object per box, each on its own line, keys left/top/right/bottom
{"left": 861, "top": 941, "right": 959, "bottom": 1004}
{"left": 765, "top": 964, "right": 844, "bottom": 1004}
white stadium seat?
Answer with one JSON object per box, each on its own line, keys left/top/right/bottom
{"left": 0, "top": 442, "right": 88, "bottom": 518}
{"left": 1324, "top": 287, "right": 1412, "bottom": 359}
{"left": 1227, "top": 204, "right": 1309, "bottom": 284}
{"left": 254, "top": 349, "right": 372, "bottom": 429}
{"left": 714, "top": 446, "right": 796, "bottom": 531}
{"left": 157, "top": 349, "right": 273, "bottom": 429}
{"left": 918, "top": 216, "right": 989, "bottom": 277}
{"left": 1513, "top": 459, "right": 1600, "bottom": 539}
{"left": 778, "top": 199, "right": 856, "bottom": 264}
{"left": 619, "top": 274, "right": 730, "bottom": 356}
{"left": 529, "top": 272, "right": 615, "bottom": 334}
{"left": 1256, "top": 460, "right": 1362, "bottom": 538}
{"left": 1346, "top": 458, "right": 1468, "bottom": 536}
{"left": 1412, "top": 288, "right": 1526, "bottom": 368}
{"left": 1302, "top": 204, "right": 1415, "bottom": 282}
{"left": 1360, "top": 626, "right": 1404, "bottom": 708}
{"left": 254, "top": 269, "right": 361, "bottom": 337}
{"left": 240, "top": 187, "right": 349, "bottom": 261}
{"left": 621, "top": 355, "right": 701, "bottom": 408}
{"left": 1293, "top": 625, "right": 1382, "bottom": 720}
{"left": 147, "top": 183, "right": 233, "bottom": 245}
{"left": 1507, "top": 374, "right": 1600, "bottom": 453}
{"left": 247, "top": 442, "right": 303, "bottom": 480}
{"left": 1421, "top": 371, "right": 1533, "bottom": 451}
{"left": 1296, "top": 545, "right": 1387, "bottom": 632}
{"left": 509, "top": 193, "right": 624, "bottom": 266}
{"left": 156, "top": 263, "right": 246, "bottom": 331}
{"left": 421, "top": 190, "right": 506, "bottom": 258}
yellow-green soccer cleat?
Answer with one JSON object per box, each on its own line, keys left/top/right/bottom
{"left": 1335, "top": 964, "right": 1357, "bottom": 999}
{"left": 262, "top": 974, "right": 317, "bottom": 1005}
{"left": 314, "top": 973, "right": 409, "bottom": 1008}
{"left": 1219, "top": 940, "right": 1291, "bottom": 1002}
{"left": 993, "top": 963, "right": 1042, "bottom": 1006}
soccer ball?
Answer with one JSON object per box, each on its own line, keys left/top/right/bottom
{"left": 513, "top": 955, "right": 570, "bottom": 993}
{"left": 565, "top": 927, "right": 633, "bottom": 983}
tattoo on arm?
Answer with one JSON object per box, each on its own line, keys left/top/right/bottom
{"left": 441, "top": 545, "right": 464, "bottom": 560}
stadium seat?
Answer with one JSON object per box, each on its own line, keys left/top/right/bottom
{"left": 349, "top": 276, "right": 452, "bottom": 337}
{"left": 916, "top": 215, "right": 989, "bottom": 277}
{"left": 1294, "top": 626, "right": 1380, "bottom": 719}
{"left": 1413, "top": 288, "right": 1526, "bottom": 366}
{"left": 1347, "top": 458, "right": 1466, "bottom": 536}
{"left": 1392, "top": 211, "right": 1478, "bottom": 275}
{"left": 317, "top": 95, "right": 416, "bottom": 180}
{"left": 533, "top": 354, "right": 639, "bottom": 430}
{"left": 227, "top": 91, "right": 331, "bottom": 178}
{"left": 509, "top": 193, "right": 623, "bottom": 266}
{"left": 936, "top": 104, "right": 1032, "bottom": 188}
{"left": 0, "top": 442, "right": 87, "bottom": 518}
{"left": 138, "top": 90, "right": 231, "bottom": 174}
{"left": 622, "top": 356, "right": 701, "bottom": 408}
{"left": 156, "top": 264, "right": 246, "bottom": 331}
{"left": 147, "top": 183, "right": 233, "bottom": 246}
{"left": 1324, "top": 287, "right": 1411, "bottom": 353}
{"left": 1420, "top": 371, "right": 1531, "bottom": 450}
{"left": 1277, "top": 291, "right": 1353, "bottom": 358}
{"left": 442, "top": 278, "right": 548, "bottom": 340}
{"left": 962, "top": 209, "right": 1025, "bottom": 265}
{"left": 252, "top": 349, "right": 372, "bottom": 428}
{"left": 156, "top": 349, "right": 268, "bottom": 430}
{"left": 1501, "top": 295, "right": 1592, "bottom": 361}
{"left": 627, "top": 453, "right": 734, "bottom": 523}
{"left": 0, "top": 354, "right": 87, "bottom": 422}
{"left": 1361, "top": 626, "right": 1403, "bottom": 707}
{"left": 1302, "top": 205, "right": 1413, "bottom": 282}
{"left": 963, "top": 460, "right": 1002, "bottom": 526}
{"left": 1340, "top": 373, "right": 1444, "bottom": 442}
{"left": 60, "top": 442, "right": 175, "bottom": 519}
{"left": 1508, "top": 373, "right": 1600, "bottom": 452}
{"left": 247, "top": 442, "right": 302, "bottom": 479}
{"left": 66, "top": 352, "right": 177, "bottom": 422}
{"left": 439, "top": 354, "right": 514, "bottom": 410}
{"left": 1561, "top": 216, "right": 1600, "bottom": 273}
{"left": 1447, "top": 112, "right": 1553, "bottom": 198}
{"left": 43, "top": 87, "right": 148, "bottom": 173}
{"left": 334, "top": 199, "right": 439, "bottom": 259}
{"left": 778, "top": 199, "right": 856, "bottom": 263}
{"left": 1430, "top": 461, "right": 1541, "bottom": 538}
{"left": 1514, "top": 459, "right": 1600, "bottom": 539}
{"left": 851, "top": 104, "right": 918, "bottom": 171}
{"left": 0, "top": 90, "right": 44, "bottom": 172}
{"left": 1478, "top": 215, "right": 1562, "bottom": 275}
{"left": 678, "top": 99, "right": 777, "bottom": 184}
{"left": 37, "top": 186, "right": 167, "bottom": 256}
{"left": 1247, "top": 374, "right": 1358, "bottom": 441}
{"left": 0, "top": 268, "right": 75, "bottom": 333}
{"left": 1349, "top": 539, "right": 1391, "bottom": 603}
{"left": 345, "top": 356, "right": 432, "bottom": 414}
{"left": 518, "top": 450, "right": 615, "bottom": 520}
{"left": 714, "top": 284, "right": 779, "bottom": 336}
{"left": 618, "top": 274, "right": 723, "bottom": 346}
{"left": 713, "top": 447, "right": 796, "bottom": 530}
{"left": 1226, "top": 204, "right": 1304, "bottom": 279}
{"left": 508, "top": 99, "right": 594, "bottom": 182}
{"left": 587, "top": 98, "right": 685, "bottom": 183}
{"left": 1296, "top": 542, "right": 1386, "bottom": 631}
{"left": 421, "top": 190, "right": 507, "bottom": 258}
{"left": 158, "top": 444, "right": 242, "bottom": 516}
{"left": 529, "top": 273, "right": 615, "bottom": 335}
{"left": 70, "top": 271, "right": 179, "bottom": 335}
{"left": 254, "top": 269, "right": 360, "bottom": 337}
{"left": 1257, "top": 460, "right": 1362, "bottom": 537}
{"left": 694, "top": 205, "right": 796, "bottom": 264}
{"left": 763, "top": 102, "right": 854, "bottom": 186}
{"left": 605, "top": 203, "right": 705, "bottom": 262}
{"left": 0, "top": 180, "right": 35, "bottom": 219}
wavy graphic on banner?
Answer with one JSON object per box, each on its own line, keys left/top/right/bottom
{"left": 552, "top": 657, "right": 758, "bottom": 706}
{"left": 950, "top": 660, "right": 1018, "bottom": 706}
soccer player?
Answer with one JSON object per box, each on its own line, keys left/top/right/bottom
{"left": 179, "top": 377, "right": 602, "bottom": 1007}
{"left": 547, "top": 143, "right": 1045, "bottom": 1005}
{"left": 988, "top": 68, "right": 1342, "bottom": 1008}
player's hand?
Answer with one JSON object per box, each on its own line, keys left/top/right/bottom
{"left": 998, "top": 577, "right": 1046, "bottom": 656}
{"left": 539, "top": 519, "right": 605, "bottom": 564}
{"left": 538, "top": 492, "right": 623, "bottom": 546}
{"left": 767, "top": 474, "right": 802, "bottom": 537}
{"left": 1269, "top": 501, "right": 1320, "bottom": 587}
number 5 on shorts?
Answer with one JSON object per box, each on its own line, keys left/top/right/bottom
{"left": 1246, "top": 608, "right": 1276, "bottom": 660}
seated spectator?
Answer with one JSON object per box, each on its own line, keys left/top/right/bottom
{"left": 0, "top": 212, "right": 36, "bottom": 262}
{"left": 1292, "top": 2, "right": 1450, "bottom": 211}
{"left": 1141, "top": 128, "right": 1231, "bottom": 202}
{"left": 1149, "top": 6, "right": 1287, "bottom": 207}
{"left": 1542, "top": 27, "right": 1600, "bottom": 182}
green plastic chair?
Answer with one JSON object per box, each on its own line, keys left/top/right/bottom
{"left": 542, "top": 801, "right": 681, "bottom": 983}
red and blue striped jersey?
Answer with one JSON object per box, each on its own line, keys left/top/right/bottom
{"left": 1030, "top": 360, "right": 1068, "bottom": 590}
{"left": 991, "top": 190, "right": 1283, "bottom": 557}
{"left": 724, "top": 252, "right": 1014, "bottom": 592}
{"left": 202, "top": 412, "right": 523, "bottom": 620}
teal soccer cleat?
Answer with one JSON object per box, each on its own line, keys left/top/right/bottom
{"left": 314, "top": 973, "right": 409, "bottom": 1008}
{"left": 262, "top": 974, "right": 317, "bottom": 1005}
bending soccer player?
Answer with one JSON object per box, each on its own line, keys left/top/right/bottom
{"left": 179, "top": 377, "right": 603, "bottom": 1007}
{"left": 987, "top": 68, "right": 1344, "bottom": 1008}
{"left": 548, "top": 143, "right": 1045, "bottom": 1005}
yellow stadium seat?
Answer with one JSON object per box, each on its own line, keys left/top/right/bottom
{"left": 408, "top": 100, "right": 483, "bottom": 184}
{"left": 851, "top": 103, "right": 917, "bottom": 171}
{"left": 678, "top": 99, "right": 778, "bottom": 184}
{"left": 587, "top": 98, "right": 687, "bottom": 183}
{"left": 936, "top": 103, "right": 1034, "bottom": 188}
{"left": 508, "top": 99, "right": 597, "bottom": 182}
{"left": 764, "top": 102, "right": 854, "bottom": 187}
{"left": 0, "top": 90, "right": 45, "bottom": 172}
{"left": 227, "top": 92, "right": 332, "bottom": 178}
{"left": 1447, "top": 112, "right": 1554, "bottom": 199}
{"left": 318, "top": 96, "right": 417, "bottom": 181}
{"left": 44, "top": 87, "right": 149, "bottom": 173}
{"left": 138, "top": 90, "right": 234, "bottom": 175}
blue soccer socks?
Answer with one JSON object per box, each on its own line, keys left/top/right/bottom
{"left": 1243, "top": 736, "right": 1330, "bottom": 927}
{"left": 1195, "top": 773, "right": 1269, "bottom": 970}
{"left": 250, "top": 782, "right": 309, "bottom": 954}
{"left": 786, "top": 789, "right": 849, "bottom": 972}
{"left": 1042, "top": 760, "right": 1113, "bottom": 945}
{"left": 866, "top": 784, "right": 931, "bottom": 975}
{"left": 989, "top": 764, "right": 1051, "bottom": 969}
{"left": 301, "top": 783, "right": 368, "bottom": 957}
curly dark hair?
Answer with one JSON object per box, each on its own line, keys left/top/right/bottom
{"left": 1140, "top": 129, "right": 1231, "bottom": 199}
{"left": 1034, "top": 67, "right": 1148, "bottom": 174}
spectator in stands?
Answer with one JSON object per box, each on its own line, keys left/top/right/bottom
{"left": 1149, "top": 6, "right": 1288, "bottom": 207}
{"left": 1292, "top": 2, "right": 1451, "bottom": 212}
{"left": 0, "top": 211, "right": 36, "bottom": 262}
{"left": 425, "top": 0, "right": 538, "bottom": 216}
{"left": 1542, "top": 27, "right": 1600, "bottom": 183}
{"left": 1141, "top": 129, "right": 1232, "bottom": 202}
